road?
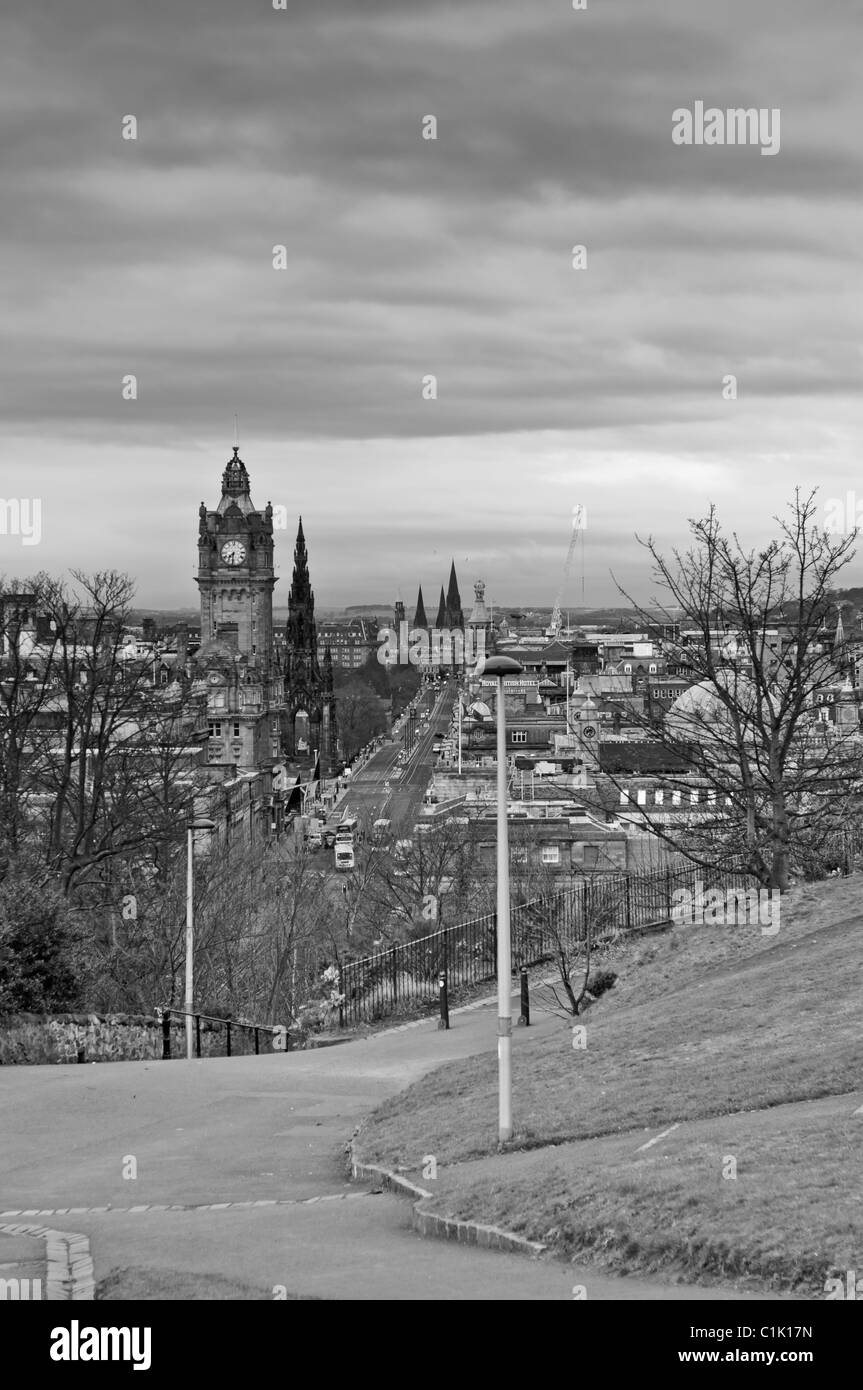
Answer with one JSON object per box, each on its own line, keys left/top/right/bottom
{"left": 338, "top": 680, "right": 453, "bottom": 834}
{"left": 0, "top": 989, "right": 780, "bottom": 1300}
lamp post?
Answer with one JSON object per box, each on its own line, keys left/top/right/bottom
{"left": 185, "top": 817, "right": 216, "bottom": 1060}
{"left": 481, "top": 655, "right": 523, "bottom": 1144}
{"left": 457, "top": 679, "right": 463, "bottom": 775}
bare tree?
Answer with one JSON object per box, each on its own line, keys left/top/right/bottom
{"left": 525, "top": 873, "right": 621, "bottom": 1019}
{"left": 610, "top": 490, "right": 863, "bottom": 890}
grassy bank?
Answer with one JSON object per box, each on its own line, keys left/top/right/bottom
{"left": 358, "top": 876, "right": 863, "bottom": 1294}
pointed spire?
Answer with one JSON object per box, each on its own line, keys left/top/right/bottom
{"left": 446, "top": 560, "right": 463, "bottom": 628}
{"left": 286, "top": 517, "right": 317, "bottom": 672}
{"left": 447, "top": 559, "right": 460, "bottom": 607}
{"left": 293, "top": 517, "right": 309, "bottom": 579}
{"left": 435, "top": 585, "right": 447, "bottom": 629}
{"left": 414, "top": 585, "right": 428, "bottom": 629}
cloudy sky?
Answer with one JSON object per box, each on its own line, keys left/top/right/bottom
{"left": 2, "top": 0, "right": 861, "bottom": 610}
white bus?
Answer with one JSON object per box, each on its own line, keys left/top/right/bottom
{"left": 334, "top": 817, "right": 358, "bottom": 870}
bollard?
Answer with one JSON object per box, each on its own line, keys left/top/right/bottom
{"left": 438, "top": 970, "right": 450, "bottom": 1030}
{"left": 518, "top": 966, "right": 530, "bottom": 1027}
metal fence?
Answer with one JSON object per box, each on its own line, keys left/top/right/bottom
{"left": 155, "top": 1007, "right": 288, "bottom": 1059}
{"left": 337, "top": 862, "right": 758, "bottom": 1028}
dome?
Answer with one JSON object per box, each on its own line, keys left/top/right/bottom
{"left": 666, "top": 670, "right": 760, "bottom": 747}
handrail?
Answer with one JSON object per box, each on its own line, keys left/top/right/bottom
{"left": 155, "top": 1006, "right": 289, "bottom": 1059}
{"left": 156, "top": 1006, "right": 282, "bottom": 1033}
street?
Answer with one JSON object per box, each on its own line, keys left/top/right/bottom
{"left": 337, "top": 679, "right": 454, "bottom": 834}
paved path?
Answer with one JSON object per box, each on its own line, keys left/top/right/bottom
{"left": 0, "top": 994, "right": 781, "bottom": 1300}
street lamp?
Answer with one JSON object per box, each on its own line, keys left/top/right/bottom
{"left": 185, "top": 817, "right": 216, "bottom": 1060}
{"left": 481, "top": 654, "right": 523, "bottom": 1144}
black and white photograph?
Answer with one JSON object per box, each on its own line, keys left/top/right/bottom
{"left": 1, "top": 0, "right": 860, "bottom": 1353}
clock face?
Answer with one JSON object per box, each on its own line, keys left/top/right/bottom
{"left": 581, "top": 724, "right": 597, "bottom": 740}
{"left": 221, "top": 540, "right": 247, "bottom": 566}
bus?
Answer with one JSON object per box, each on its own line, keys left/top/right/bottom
{"left": 334, "top": 817, "right": 358, "bottom": 870}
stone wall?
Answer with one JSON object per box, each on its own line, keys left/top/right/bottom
{"left": 0, "top": 1013, "right": 237, "bottom": 1066}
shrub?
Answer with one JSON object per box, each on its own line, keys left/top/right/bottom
{"left": 586, "top": 967, "right": 617, "bottom": 998}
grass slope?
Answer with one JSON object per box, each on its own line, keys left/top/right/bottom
{"left": 359, "top": 876, "right": 863, "bottom": 1294}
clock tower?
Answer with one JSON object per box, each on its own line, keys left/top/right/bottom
{"left": 195, "top": 447, "right": 282, "bottom": 774}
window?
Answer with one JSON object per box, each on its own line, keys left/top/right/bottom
{"left": 233, "top": 721, "right": 241, "bottom": 737}
{"left": 512, "top": 730, "right": 527, "bottom": 744}
{"left": 511, "top": 846, "right": 528, "bottom": 864}
{"left": 209, "top": 721, "right": 222, "bottom": 737}
{"left": 541, "top": 845, "right": 560, "bottom": 865}
{"left": 649, "top": 664, "right": 657, "bottom": 674}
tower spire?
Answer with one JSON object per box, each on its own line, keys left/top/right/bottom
{"left": 220, "top": 445, "right": 252, "bottom": 505}
{"left": 435, "top": 585, "right": 447, "bottom": 630}
{"left": 414, "top": 585, "right": 428, "bottom": 629}
{"left": 446, "top": 559, "right": 463, "bottom": 628}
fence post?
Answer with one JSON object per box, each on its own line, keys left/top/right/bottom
{"left": 254, "top": 1027, "right": 260, "bottom": 1055}
{"left": 391, "top": 945, "right": 398, "bottom": 1004}
{"left": 226, "top": 1021, "right": 232, "bottom": 1057}
{"left": 195, "top": 1014, "right": 201, "bottom": 1059}
{"left": 438, "top": 970, "right": 449, "bottom": 1030}
{"left": 518, "top": 966, "right": 530, "bottom": 1026}
{"left": 162, "top": 1012, "right": 171, "bottom": 1060}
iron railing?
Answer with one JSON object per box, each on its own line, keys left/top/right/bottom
{"left": 155, "top": 1007, "right": 289, "bottom": 1059}
{"left": 337, "top": 863, "right": 760, "bottom": 1028}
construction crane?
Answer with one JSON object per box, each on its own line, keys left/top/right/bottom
{"left": 546, "top": 505, "right": 586, "bottom": 638}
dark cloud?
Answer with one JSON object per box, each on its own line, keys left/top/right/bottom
{"left": 1, "top": 0, "right": 861, "bottom": 604}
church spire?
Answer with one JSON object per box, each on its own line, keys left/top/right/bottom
{"left": 435, "top": 585, "right": 447, "bottom": 629}
{"left": 414, "top": 585, "right": 428, "bottom": 629}
{"left": 446, "top": 560, "right": 464, "bottom": 628}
